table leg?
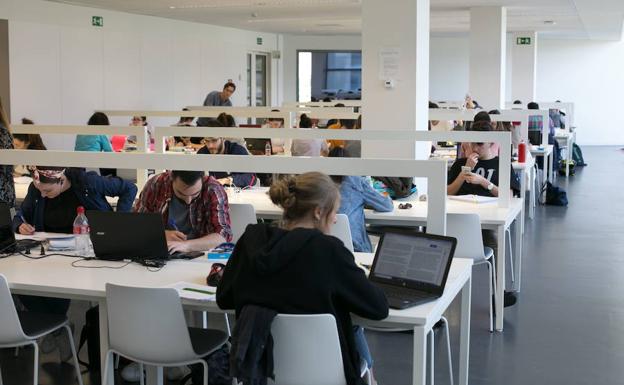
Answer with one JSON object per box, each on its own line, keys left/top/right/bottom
{"left": 459, "top": 275, "right": 472, "bottom": 385}
{"left": 528, "top": 166, "right": 535, "bottom": 219}
{"left": 146, "top": 366, "right": 164, "bottom": 385}
{"left": 548, "top": 151, "right": 554, "bottom": 183}
{"left": 98, "top": 300, "right": 114, "bottom": 385}
{"left": 519, "top": 168, "right": 526, "bottom": 234}
{"left": 495, "top": 225, "right": 505, "bottom": 332}
{"left": 513, "top": 214, "right": 523, "bottom": 292}
{"left": 413, "top": 325, "right": 427, "bottom": 385}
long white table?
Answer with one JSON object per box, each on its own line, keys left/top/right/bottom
{"left": 228, "top": 187, "right": 523, "bottom": 330}
{"left": 530, "top": 144, "right": 554, "bottom": 190}
{"left": 0, "top": 252, "right": 473, "bottom": 385}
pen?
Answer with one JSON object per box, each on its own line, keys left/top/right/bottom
{"left": 167, "top": 218, "right": 179, "bottom": 231}
{"left": 183, "top": 287, "right": 215, "bottom": 295}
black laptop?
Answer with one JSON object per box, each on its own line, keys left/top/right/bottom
{"left": 369, "top": 230, "right": 457, "bottom": 310}
{"left": 0, "top": 202, "right": 16, "bottom": 253}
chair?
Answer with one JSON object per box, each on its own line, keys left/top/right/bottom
{"left": 446, "top": 213, "right": 497, "bottom": 332}
{"left": 0, "top": 274, "right": 83, "bottom": 385}
{"left": 269, "top": 313, "right": 370, "bottom": 385}
{"left": 229, "top": 203, "right": 257, "bottom": 243}
{"left": 103, "top": 283, "right": 228, "bottom": 385}
{"left": 330, "top": 214, "right": 354, "bottom": 252}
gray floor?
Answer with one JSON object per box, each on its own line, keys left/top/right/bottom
{"left": 1, "top": 146, "right": 623, "bottom": 385}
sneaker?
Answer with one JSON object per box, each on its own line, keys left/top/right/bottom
{"left": 166, "top": 365, "right": 191, "bottom": 381}
{"left": 504, "top": 291, "right": 518, "bottom": 307}
{"left": 121, "top": 362, "right": 142, "bottom": 383}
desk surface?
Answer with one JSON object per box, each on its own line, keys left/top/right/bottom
{"left": 530, "top": 144, "right": 554, "bottom": 156}
{"left": 1, "top": 252, "right": 472, "bottom": 327}
{"left": 228, "top": 187, "right": 523, "bottom": 227}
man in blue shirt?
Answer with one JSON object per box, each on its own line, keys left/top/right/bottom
{"left": 197, "top": 82, "right": 236, "bottom": 126}
{"left": 197, "top": 136, "right": 256, "bottom": 187}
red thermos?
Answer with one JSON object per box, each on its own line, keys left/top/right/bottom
{"left": 518, "top": 141, "right": 526, "bottom": 163}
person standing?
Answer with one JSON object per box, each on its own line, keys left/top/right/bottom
{"left": 0, "top": 98, "right": 15, "bottom": 208}
{"left": 197, "top": 82, "right": 236, "bottom": 126}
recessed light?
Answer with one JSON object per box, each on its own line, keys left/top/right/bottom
{"left": 544, "top": 20, "right": 556, "bottom": 25}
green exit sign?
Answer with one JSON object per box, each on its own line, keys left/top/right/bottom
{"left": 92, "top": 16, "right": 103, "bottom": 27}
{"left": 516, "top": 37, "right": 531, "bottom": 45}
{"left": 256, "top": 37, "right": 263, "bottom": 45}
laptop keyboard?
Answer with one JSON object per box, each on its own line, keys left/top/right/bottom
{"left": 378, "top": 284, "right": 430, "bottom": 301}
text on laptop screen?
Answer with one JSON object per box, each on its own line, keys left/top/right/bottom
{"left": 374, "top": 232, "right": 454, "bottom": 286}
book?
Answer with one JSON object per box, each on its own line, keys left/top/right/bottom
{"left": 448, "top": 195, "right": 497, "bottom": 204}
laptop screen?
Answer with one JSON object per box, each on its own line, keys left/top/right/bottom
{"left": 371, "top": 231, "right": 455, "bottom": 288}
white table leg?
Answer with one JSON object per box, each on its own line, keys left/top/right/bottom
{"left": 528, "top": 166, "right": 535, "bottom": 219}
{"left": 548, "top": 151, "right": 554, "bottom": 183}
{"left": 98, "top": 300, "right": 114, "bottom": 385}
{"left": 512, "top": 215, "right": 523, "bottom": 292}
{"left": 413, "top": 325, "right": 427, "bottom": 385}
{"left": 146, "top": 366, "right": 164, "bottom": 385}
{"left": 495, "top": 225, "right": 505, "bottom": 332}
{"left": 519, "top": 168, "right": 526, "bottom": 234}
{"left": 459, "top": 275, "right": 472, "bottom": 385}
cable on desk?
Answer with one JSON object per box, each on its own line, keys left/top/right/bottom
{"left": 71, "top": 258, "right": 133, "bottom": 269}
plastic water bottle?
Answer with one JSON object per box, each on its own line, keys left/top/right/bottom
{"left": 73, "top": 206, "right": 91, "bottom": 255}
{"left": 518, "top": 141, "right": 526, "bottom": 163}
{"left": 265, "top": 141, "right": 272, "bottom": 156}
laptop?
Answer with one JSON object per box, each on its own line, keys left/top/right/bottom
{"left": 368, "top": 230, "right": 457, "bottom": 310}
{"left": 0, "top": 202, "right": 16, "bottom": 253}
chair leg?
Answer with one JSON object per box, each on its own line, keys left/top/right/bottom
{"left": 201, "top": 360, "right": 209, "bottom": 385}
{"left": 486, "top": 261, "right": 494, "bottom": 333}
{"left": 62, "top": 325, "right": 84, "bottom": 385}
{"left": 31, "top": 342, "right": 39, "bottom": 385}
{"left": 364, "top": 367, "right": 372, "bottom": 385}
{"left": 506, "top": 228, "right": 515, "bottom": 284}
{"left": 224, "top": 313, "right": 232, "bottom": 337}
{"left": 103, "top": 351, "right": 114, "bottom": 385}
{"left": 14, "top": 347, "right": 19, "bottom": 357}
{"left": 428, "top": 329, "right": 434, "bottom": 385}
{"left": 139, "top": 363, "right": 145, "bottom": 385}
{"left": 114, "top": 354, "right": 120, "bottom": 369}
{"left": 440, "top": 317, "right": 454, "bottom": 385}
{"left": 0, "top": 362, "right": 3, "bottom": 385}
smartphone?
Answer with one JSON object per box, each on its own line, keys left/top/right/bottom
{"left": 461, "top": 166, "right": 472, "bottom": 174}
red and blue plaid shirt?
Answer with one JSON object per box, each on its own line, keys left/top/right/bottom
{"left": 134, "top": 172, "right": 232, "bottom": 242}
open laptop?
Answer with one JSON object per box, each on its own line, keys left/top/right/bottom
{"left": 87, "top": 211, "right": 202, "bottom": 262}
{"left": 369, "top": 230, "right": 457, "bottom": 310}
{"left": 0, "top": 202, "right": 16, "bottom": 253}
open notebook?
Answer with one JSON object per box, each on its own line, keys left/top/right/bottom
{"left": 448, "top": 195, "right": 497, "bottom": 204}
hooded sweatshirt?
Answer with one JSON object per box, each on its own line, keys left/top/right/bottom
{"left": 217, "top": 223, "right": 389, "bottom": 385}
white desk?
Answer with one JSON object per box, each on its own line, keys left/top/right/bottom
{"left": 530, "top": 144, "right": 554, "bottom": 191}
{"left": 554, "top": 129, "right": 576, "bottom": 177}
{"left": 513, "top": 157, "right": 536, "bottom": 229}
{"left": 0, "top": 252, "right": 473, "bottom": 385}
{"left": 228, "top": 188, "right": 523, "bottom": 330}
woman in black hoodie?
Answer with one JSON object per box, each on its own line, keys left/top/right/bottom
{"left": 217, "top": 171, "right": 389, "bottom": 385}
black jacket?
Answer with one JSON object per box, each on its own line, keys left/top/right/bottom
{"left": 217, "top": 223, "right": 389, "bottom": 385}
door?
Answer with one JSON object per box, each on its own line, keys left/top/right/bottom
{"left": 246, "top": 52, "right": 270, "bottom": 107}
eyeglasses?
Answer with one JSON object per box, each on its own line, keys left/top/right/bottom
{"left": 398, "top": 203, "right": 413, "bottom": 210}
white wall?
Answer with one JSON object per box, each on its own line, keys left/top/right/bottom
{"left": 282, "top": 34, "right": 361, "bottom": 103}
{"left": 1, "top": 0, "right": 280, "bottom": 149}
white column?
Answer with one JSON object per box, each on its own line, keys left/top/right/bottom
{"left": 469, "top": 7, "right": 507, "bottom": 110}
{"left": 511, "top": 31, "right": 537, "bottom": 104}
{"left": 361, "top": 0, "right": 430, "bottom": 160}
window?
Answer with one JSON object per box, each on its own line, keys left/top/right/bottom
{"left": 326, "top": 52, "right": 362, "bottom": 93}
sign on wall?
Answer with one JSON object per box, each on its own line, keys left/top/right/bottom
{"left": 92, "top": 16, "right": 103, "bottom": 27}
{"left": 256, "top": 37, "right": 263, "bottom": 45}
{"left": 516, "top": 37, "right": 531, "bottom": 45}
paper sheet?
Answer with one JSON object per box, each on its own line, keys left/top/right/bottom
{"left": 448, "top": 195, "right": 498, "bottom": 204}
{"left": 167, "top": 281, "right": 216, "bottom": 302}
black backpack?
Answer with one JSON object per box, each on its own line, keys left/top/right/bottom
{"left": 572, "top": 143, "right": 587, "bottom": 167}
{"left": 542, "top": 182, "right": 568, "bottom": 206}
{"left": 77, "top": 305, "right": 100, "bottom": 371}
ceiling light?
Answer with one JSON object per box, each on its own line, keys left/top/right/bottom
{"left": 169, "top": 6, "right": 176, "bottom": 9}
{"left": 544, "top": 20, "right": 556, "bottom": 25}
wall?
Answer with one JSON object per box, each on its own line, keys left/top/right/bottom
{"left": 282, "top": 34, "right": 361, "bottom": 103}
{"left": 1, "top": 0, "right": 279, "bottom": 149}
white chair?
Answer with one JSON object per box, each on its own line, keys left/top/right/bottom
{"left": 446, "top": 213, "right": 497, "bottom": 332}
{"left": 269, "top": 313, "right": 370, "bottom": 385}
{"left": 0, "top": 274, "right": 83, "bottom": 385}
{"left": 428, "top": 316, "right": 453, "bottom": 385}
{"left": 103, "top": 283, "right": 228, "bottom": 385}
{"left": 229, "top": 203, "right": 257, "bottom": 243}
{"left": 330, "top": 213, "right": 354, "bottom": 252}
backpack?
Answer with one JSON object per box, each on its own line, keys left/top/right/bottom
{"left": 77, "top": 305, "right": 101, "bottom": 371}
{"left": 184, "top": 344, "right": 232, "bottom": 385}
{"left": 572, "top": 143, "right": 587, "bottom": 166}
{"left": 542, "top": 182, "right": 568, "bottom": 206}
{"left": 372, "top": 177, "right": 416, "bottom": 199}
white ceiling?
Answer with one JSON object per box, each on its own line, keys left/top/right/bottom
{"left": 50, "top": 0, "right": 624, "bottom": 40}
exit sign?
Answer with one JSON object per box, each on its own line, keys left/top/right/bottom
{"left": 92, "top": 16, "right": 103, "bottom": 27}
{"left": 516, "top": 37, "right": 531, "bottom": 45}
{"left": 256, "top": 37, "right": 263, "bottom": 45}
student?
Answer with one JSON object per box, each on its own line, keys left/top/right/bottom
{"left": 290, "top": 114, "right": 328, "bottom": 157}
{"left": 75, "top": 112, "right": 115, "bottom": 176}
{"left": 446, "top": 121, "right": 520, "bottom": 306}
{"left": 343, "top": 115, "right": 362, "bottom": 158}
{"left": 128, "top": 115, "right": 155, "bottom": 147}
{"left": 14, "top": 166, "right": 137, "bottom": 234}
{"left": 0, "top": 98, "right": 15, "bottom": 208}
{"left": 217, "top": 112, "right": 247, "bottom": 147}
{"left": 460, "top": 112, "right": 499, "bottom": 157}
{"left": 197, "top": 134, "right": 257, "bottom": 187}
{"left": 197, "top": 82, "right": 236, "bottom": 126}
{"left": 329, "top": 147, "right": 394, "bottom": 252}
{"left": 13, "top": 120, "right": 47, "bottom": 177}
{"left": 134, "top": 170, "right": 232, "bottom": 253}
{"left": 265, "top": 111, "right": 287, "bottom": 155}
{"left": 217, "top": 172, "right": 389, "bottom": 385}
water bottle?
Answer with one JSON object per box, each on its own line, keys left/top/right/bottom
{"left": 265, "top": 141, "right": 272, "bottom": 156}
{"left": 73, "top": 206, "right": 91, "bottom": 255}
{"left": 518, "top": 141, "right": 526, "bottom": 163}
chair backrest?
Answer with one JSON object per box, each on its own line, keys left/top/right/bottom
{"left": 105, "top": 283, "right": 198, "bottom": 363}
{"left": 229, "top": 203, "right": 257, "bottom": 243}
{"left": 330, "top": 214, "right": 354, "bottom": 252}
{"left": 445, "top": 213, "right": 485, "bottom": 260}
{"left": 0, "top": 274, "right": 28, "bottom": 344}
{"left": 270, "top": 314, "right": 346, "bottom": 385}
{"left": 110, "top": 135, "right": 127, "bottom": 152}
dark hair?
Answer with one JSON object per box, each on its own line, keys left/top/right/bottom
{"left": 178, "top": 108, "right": 194, "bottom": 124}
{"left": 268, "top": 110, "right": 284, "bottom": 125}
{"left": 334, "top": 103, "right": 345, "bottom": 108}
{"left": 299, "top": 114, "right": 312, "bottom": 128}
{"left": 204, "top": 120, "right": 224, "bottom": 127}
{"left": 223, "top": 82, "right": 236, "bottom": 91}
{"left": 171, "top": 170, "right": 205, "bottom": 186}
{"left": 22, "top": 118, "right": 34, "bottom": 125}
{"left": 269, "top": 172, "right": 339, "bottom": 229}
{"left": 355, "top": 115, "right": 361, "bottom": 130}
{"left": 88, "top": 112, "right": 110, "bottom": 126}
{"left": 488, "top": 109, "right": 501, "bottom": 115}
{"left": 13, "top": 133, "right": 47, "bottom": 150}
{"left": 342, "top": 119, "right": 356, "bottom": 130}
{"left": 527, "top": 102, "right": 539, "bottom": 110}
{"left": 473, "top": 111, "right": 491, "bottom": 123}
{"left": 513, "top": 100, "right": 522, "bottom": 105}
{"left": 429, "top": 101, "right": 439, "bottom": 109}
{"left": 217, "top": 112, "right": 236, "bottom": 127}
{"left": 310, "top": 97, "right": 318, "bottom": 102}
{"left": 322, "top": 97, "right": 332, "bottom": 102}
{"left": 469, "top": 120, "right": 494, "bottom": 132}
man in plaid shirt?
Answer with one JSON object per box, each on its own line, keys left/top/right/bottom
{"left": 134, "top": 170, "right": 232, "bottom": 253}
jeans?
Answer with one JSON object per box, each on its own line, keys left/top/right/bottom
{"left": 353, "top": 325, "right": 373, "bottom": 369}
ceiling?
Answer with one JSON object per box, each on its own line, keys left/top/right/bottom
{"left": 50, "top": 0, "right": 624, "bottom": 40}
